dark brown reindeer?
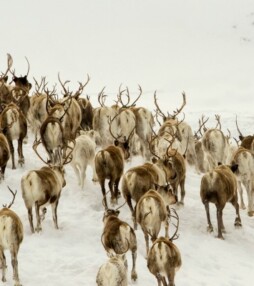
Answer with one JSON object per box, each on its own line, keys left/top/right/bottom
{"left": 101, "top": 208, "right": 138, "bottom": 281}
{"left": 200, "top": 163, "right": 242, "bottom": 239}
{"left": 0, "top": 102, "right": 27, "bottom": 169}
{"left": 94, "top": 114, "right": 134, "bottom": 209}
{"left": 0, "top": 187, "right": 23, "bottom": 286}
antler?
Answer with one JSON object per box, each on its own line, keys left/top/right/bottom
{"left": 33, "top": 137, "right": 50, "bottom": 165}
{"left": 1, "top": 53, "right": 13, "bottom": 80}
{"left": 235, "top": 115, "right": 244, "bottom": 140}
{"left": 215, "top": 114, "right": 221, "bottom": 130}
{"left": 58, "top": 73, "right": 71, "bottom": 96}
{"left": 33, "top": 76, "right": 47, "bottom": 94}
{"left": 123, "top": 85, "right": 142, "bottom": 108}
{"left": 108, "top": 113, "right": 122, "bottom": 140}
{"left": 2, "top": 186, "right": 17, "bottom": 208}
{"left": 167, "top": 207, "right": 180, "bottom": 241}
{"left": 172, "top": 92, "right": 186, "bottom": 119}
{"left": 194, "top": 115, "right": 209, "bottom": 139}
{"left": 98, "top": 86, "right": 107, "bottom": 107}
{"left": 154, "top": 91, "right": 167, "bottom": 121}
{"left": 73, "top": 74, "right": 90, "bottom": 99}
{"left": 25, "top": 56, "right": 30, "bottom": 77}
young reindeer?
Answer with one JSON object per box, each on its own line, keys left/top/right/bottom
{"left": 20, "top": 139, "right": 72, "bottom": 233}
{"left": 136, "top": 188, "right": 177, "bottom": 257}
{"left": 96, "top": 253, "right": 128, "bottom": 286}
{"left": 101, "top": 208, "right": 138, "bottom": 282}
{"left": 200, "top": 163, "right": 242, "bottom": 239}
{"left": 95, "top": 114, "right": 134, "bottom": 209}
{"left": 0, "top": 187, "right": 23, "bottom": 286}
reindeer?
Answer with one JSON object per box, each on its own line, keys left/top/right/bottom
{"left": 0, "top": 133, "right": 10, "bottom": 182}
{"left": 27, "top": 77, "right": 48, "bottom": 135}
{"left": 39, "top": 114, "right": 66, "bottom": 165}
{"left": 147, "top": 236, "right": 182, "bottom": 286}
{"left": 231, "top": 146, "right": 254, "bottom": 216}
{"left": 69, "top": 131, "right": 97, "bottom": 189}
{"left": 136, "top": 188, "right": 177, "bottom": 256}
{"left": 121, "top": 138, "right": 178, "bottom": 229}
{"left": 95, "top": 115, "right": 133, "bottom": 209}
{"left": 0, "top": 102, "right": 27, "bottom": 169}
{"left": 93, "top": 87, "right": 119, "bottom": 148}
{"left": 154, "top": 91, "right": 198, "bottom": 170}
{"left": 96, "top": 254, "right": 128, "bottom": 286}
{"left": 0, "top": 187, "right": 23, "bottom": 286}
{"left": 200, "top": 163, "right": 242, "bottom": 239}
{"left": 235, "top": 115, "right": 254, "bottom": 151}
{"left": 20, "top": 139, "right": 72, "bottom": 233}
{"left": 77, "top": 95, "right": 94, "bottom": 130}
{"left": 101, "top": 208, "right": 138, "bottom": 281}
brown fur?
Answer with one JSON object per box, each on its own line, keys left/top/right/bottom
{"left": 102, "top": 210, "right": 137, "bottom": 281}
{"left": 121, "top": 157, "right": 176, "bottom": 229}
{"left": 136, "top": 189, "right": 176, "bottom": 256}
{"left": 0, "top": 102, "right": 27, "bottom": 169}
{"left": 0, "top": 208, "right": 23, "bottom": 286}
{"left": 0, "top": 133, "right": 10, "bottom": 181}
{"left": 78, "top": 98, "right": 94, "bottom": 130}
{"left": 147, "top": 236, "right": 182, "bottom": 286}
{"left": 167, "top": 149, "right": 186, "bottom": 204}
{"left": 21, "top": 165, "right": 66, "bottom": 233}
{"left": 95, "top": 142, "right": 130, "bottom": 209}
{"left": 200, "top": 164, "right": 242, "bottom": 239}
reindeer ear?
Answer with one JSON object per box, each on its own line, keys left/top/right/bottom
{"left": 152, "top": 157, "right": 157, "bottom": 164}
{"left": 123, "top": 142, "right": 129, "bottom": 149}
{"left": 115, "top": 210, "right": 120, "bottom": 216}
{"left": 231, "top": 164, "right": 238, "bottom": 173}
{"left": 239, "top": 135, "right": 244, "bottom": 141}
{"left": 218, "top": 162, "right": 222, "bottom": 166}
{"left": 114, "top": 140, "right": 119, "bottom": 146}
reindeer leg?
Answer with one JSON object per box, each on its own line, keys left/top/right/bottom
{"left": 167, "top": 269, "right": 176, "bottom": 286}
{"left": 51, "top": 199, "right": 59, "bottom": 229}
{"left": 80, "top": 163, "right": 87, "bottom": 190}
{"left": 99, "top": 179, "right": 108, "bottom": 209}
{"left": 17, "top": 138, "right": 24, "bottom": 166}
{"left": 204, "top": 201, "right": 213, "bottom": 233}
{"left": 10, "top": 246, "right": 21, "bottom": 286}
{"left": 246, "top": 181, "right": 254, "bottom": 216}
{"left": 35, "top": 202, "right": 42, "bottom": 232}
{"left": 161, "top": 276, "right": 167, "bottom": 286}
{"left": 179, "top": 177, "right": 186, "bottom": 205}
{"left": 164, "top": 218, "right": 169, "bottom": 238}
{"left": 0, "top": 248, "right": 7, "bottom": 283}
{"left": 8, "top": 139, "right": 16, "bottom": 169}
{"left": 231, "top": 197, "right": 242, "bottom": 227}
{"left": 143, "top": 230, "right": 150, "bottom": 258}
{"left": 28, "top": 207, "right": 35, "bottom": 233}
{"left": 108, "top": 180, "right": 116, "bottom": 206}
{"left": 131, "top": 247, "right": 138, "bottom": 281}
{"left": 216, "top": 206, "right": 224, "bottom": 239}
{"left": 155, "top": 273, "right": 163, "bottom": 286}
{"left": 237, "top": 180, "right": 246, "bottom": 209}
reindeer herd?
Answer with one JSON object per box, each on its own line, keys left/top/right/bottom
{"left": 0, "top": 53, "right": 253, "bottom": 285}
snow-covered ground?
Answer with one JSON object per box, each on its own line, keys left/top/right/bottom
{"left": 1, "top": 110, "right": 253, "bottom": 286}
{"left": 1, "top": 0, "right": 254, "bottom": 285}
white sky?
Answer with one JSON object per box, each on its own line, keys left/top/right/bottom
{"left": 1, "top": 0, "right": 254, "bottom": 112}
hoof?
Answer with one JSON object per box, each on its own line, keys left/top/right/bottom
{"left": 247, "top": 211, "right": 254, "bottom": 217}
{"left": 234, "top": 218, "right": 242, "bottom": 227}
{"left": 217, "top": 235, "right": 225, "bottom": 240}
{"left": 131, "top": 271, "right": 138, "bottom": 281}
{"left": 207, "top": 226, "right": 213, "bottom": 233}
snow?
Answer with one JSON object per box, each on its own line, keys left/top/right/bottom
{"left": 1, "top": 0, "right": 254, "bottom": 285}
